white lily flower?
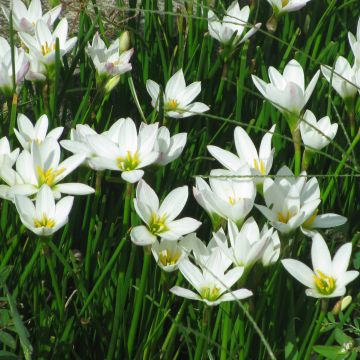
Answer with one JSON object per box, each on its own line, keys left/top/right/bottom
{"left": 14, "top": 185, "right": 73, "bottom": 237}
{"left": 193, "top": 167, "right": 256, "bottom": 226}
{"left": 214, "top": 218, "right": 280, "bottom": 269}
{"left": 252, "top": 59, "right": 320, "bottom": 119}
{"left": 170, "top": 247, "right": 253, "bottom": 306}
{"left": 154, "top": 127, "right": 187, "bottom": 166}
{"left": 86, "top": 32, "right": 133, "bottom": 79}
{"left": 256, "top": 166, "right": 320, "bottom": 234}
{"left": 130, "top": 180, "right": 201, "bottom": 246}
{"left": 348, "top": 18, "right": 360, "bottom": 66}
{"left": 14, "top": 114, "right": 63, "bottom": 151}
{"left": 86, "top": 118, "right": 159, "bottom": 183}
{"left": 321, "top": 57, "right": 358, "bottom": 101}
{"left": 267, "top": 0, "right": 312, "bottom": 15}
{"left": 2, "top": 0, "right": 61, "bottom": 34}
{"left": 208, "top": 125, "right": 276, "bottom": 182}
{"left": 207, "top": 1, "right": 261, "bottom": 45}
{"left": 10, "top": 138, "right": 94, "bottom": 199}
{"left": 0, "top": 137, "right": 19, "bottom": 168}
{"left": 19, "top": 18, "right": 77, "bottom": 67}
{"left": 282, "top": 233, "right": 359, "bottom": 298}
{"left": 300, "top": 110, "right": 338, "bottom": 151}
{"left": 0, "top": 37, "right": 29, "bottom": 97}
{"left": 146, "top": 69, "right": 209, "bottom": 118}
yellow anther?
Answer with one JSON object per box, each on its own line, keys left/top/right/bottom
{"left": 165, "top": 99, "right": 179, "bottom": 111}
{"left": 159, "top": 249, "right": 181, "bottom": 266}
{"left": 200, "top": 286, "right": 221, "bottom": 301}
{"left": 116, "top": 151, "right": 140, "bottom": 171}
{"left": 282, "top": 0, "right": 289, "bottom": 6}
{"left": 303, "top": 209, "right": 319, "bottom": 228}
{"left": 41, "top": 41, "right": 56, "bottom": 56}
{"left": 37, "top": 166, "right": 65, "bottom": 187}
{"left": 278, "top": 211, "right": 292, "bottom": 224}
{"left": 34, "top": 214, "right": 55, "bottom": 228}
{"left": 148, "top": 213, "right": 168, "bottom": 235}
{"left": 313, "top": 270, "right": 335, "bottom": 295}
{"left": 228, "top": 196, "right": 235, "bottom": 205}
{"left": 253, "top": 159, "right": 266, "bottom": 175}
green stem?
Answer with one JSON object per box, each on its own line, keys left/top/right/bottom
{"left": 301, "top": 148, "right": 314, "bottom": 172}
{"left": 194, "top": 306, "right": 211, "bottom": 360}
{"left": 220, "top": 303, "right": 230, "bottom": 360}
{"left": 292, "top": 125, "right": 301, "bottom": 176}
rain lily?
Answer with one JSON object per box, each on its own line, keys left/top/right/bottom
{"left": 267, "top": 0, "right": 312, "bottom": 16}
{"left": 86, "top": 32, "right": 133, "bottom": 81}
{"left": 153, "top": 127, "right": 187, "bottom": 166}
{"left": 14, "top": 184, "right": 73, "bottom": 237}
{"left": 131, "top": 180, "right": 201, "bottom": 246}
{"left": 0, "top": 37, "right": 29, "bottom": 97}
{"left": 85, "top": 118, "right": 159, "bottom": 183}
{"left": 19, "top": 18, "right": 77, "bottom": 69}
{"left": 0, "top": 137, "right": 19, "bottom": 168}
{"left": 321, "top": 57, "right": 358, "bottom": 101}
{"left": 193, "top": 167, "right": 256, "bottom": 227}
{"left": 252, "top": 59, "right": 320, "bottom": 125}
{"left": 146, "top": 69, "right": 209, "bottom": 118}
{"left": 2, "top": 0, "right": 61, "bottom": 34}
{"left": 208, "top": 125, "right": 276, "bottom": 182}
{"left": 9, "top": 138, "right": 94, "bottom": 199}
{"left": 207, "top": 1, "right": 261, "bottom": 45}
{"left": 170, "top": 247, "right": 253, "bottom": 306}
{"left": 300, "top": 110, "right": 338, "bottom": 151}
{"left": 14, "top": 114, "right": 63, "bottom": 151}
{"left": 348, "top": 17, "right": 360, "bottom": 66}
{"left": 282, "top": 233, "right": 359, "bottom": 298}
{"left": 214, "top": 218, "right": 280, "bottom": 269}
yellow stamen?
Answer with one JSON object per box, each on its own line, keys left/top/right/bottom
{"left": 165, "top": 99, "right": 179, "bottom": 111}
{"left": 159, "top": 249, "right": 181, "bottom": 266}
{"left": 278, "top": 211, "right": 293, "bottom": 224}
{"left": 116, "top": 151, "right": 140, "bottom": 171}
{"left": 41, "top": 41, "right": 56, "bottom": 56}
{"left": 229, "top": 196, "right": 235, "bottom": 205}
{"left": 148, "top": 213, "right": 168, "bottom": 235}
{"left": 37, "top": 166, "right": 65, "bottom": 187}
{"left": 303, "top": 209, "right": 319, "bottom": 228}
{"left": 282, "top": 0, "right": 289, "bottom": 6}
{"left": 34, "top": 214, "right": 55, "bottom": 228}
{"left": 200, "top": 286, "right": 221, "bottom": 301}
{"left": 253, "top": 159, "right": 266, "bottom": 175}
{"left": 313, "top": 270, "right": 335, "bottom": 295}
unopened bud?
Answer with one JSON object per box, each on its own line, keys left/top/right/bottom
{"left": 332, "top": 296, "right": 352, "bottom": 315}
{"left": 119, "top": 31, "right": 130, "bottom": 53}
{"left": 104, "top": 74, "right": 120, "bottom": 93}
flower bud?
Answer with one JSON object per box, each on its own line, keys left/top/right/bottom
{"left": 119, "top": 31, "right": 130, "bottom": 53}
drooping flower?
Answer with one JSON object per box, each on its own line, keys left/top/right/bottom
{"left": 252, "top": 59, "right": 320, "bottom": 121}
{"left": 146, "top": 69, "right": 209, "bottom": 118}
{"left": 348, "top": 17, "right": 360, "bottom": 66}
{"left": 14, "top": 114, "right": 63, "bottom": 151}
{"left": 282, "top": 233, "right": 358, "bottom": 298}
{"left": 208, "top": 125, "right": 276, "bottom": 182}
{"left": 207, "top": 1, "right": 261, "bottom": 45}
{"left": 2, "top": 0, "right": 61, "bottom": 34}
{"left": 170, "top": 247, "right": 253, "bottom": 306}
{"left": 266, "top": 0, "right": 312, "bottom": 16}
{"left": 153, "top": 126, "right": 187, "bottom": 166}
{"left": 14, "top": 184, "right": 73, "bottom": 237}
{"left": 300, "top": 110, "right": 338, "bottom": 151}
{"left": 130, "top": 180, "right": 201, "bottom": 246}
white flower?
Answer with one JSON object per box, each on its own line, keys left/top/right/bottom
{"left": 208, "top": 1, "right": 261, "bottom": 45}
{"left": 19, "top": 18, "right": 77, "bottom": 67}
{"left": 170, "top": 247, "right": 253, "bottom": 306}
{"left": 86, "top": 32, "right": 133, "bottom": 78}
{"left": 2, "top": 0, "right": 61, "bottom": 34}
{"left": 25, "top": 52, "right": 47, "bottom": 82}
{"left": 256, "top": 166, "right": 320, "bottom": 234}
{"left": 267, "top": 0, "right": 312, "bottom": 15}
{"left": 86, "top": 118, "right": 159, "bottom": 183}
{"left": 0, "top": 137, "right": 19, "bottom": 168}
{"left": 10, "top": 138, "right": 94, "bottom": 199}
{"left": 0, "top": 37, "right": 29, "bottom": 96}
{"left": 261, "top": 224, "right": 281, "bottom": 266}
{"left": 208, "top": 125, "right": 275, "bottom": 182}
{"left": 14, "top": 114, "right": 63, "bottom": 151}
{"left": 252, "top": 59, "right": 320, "bottom": 118}
{"left": 282, "top": 233, "right": 359, "bottom": 298}
{"left": 193, "top": 168, "right": 256, "bottom": 226}
{"left": 146, "top": 69, "right": 209, "bottom": 118}
{"left": 154, "top": 127, "right": 187, "bottom": 166}
{"left": 348, "top": 17, "right": 360, "bottom": 66}
{"left": 14, "top": 184, "right": 73, "bottom": 237}
{"left": 321, "top": 57, "right": 358, "bottom": 101}
{"left": 300, "top": 110, "right": 338, "bottom": 151}
{"left": 214, "top": 218, "right": 280, "bottom": 269}
{"left": 130, "top": 180, "right": 201, "bottom": 246}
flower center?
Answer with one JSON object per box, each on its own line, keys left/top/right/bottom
{"left": 303, "top": 209, "right": 319, "bottom": 228}
{"left": 253, "top": 159, "right": 266, "bottom": 175}
{"left": 148, "top": 213, "right": 168, "bottom": 235}
{"left": 41, "top": 41, "right": 56, "bottom": 56}
{"left": 278, "top": 211, "right": 294, "bottom": 224}
{"left": 116, "top": 151, "right": 140, "bottom": 171}
{"left": 34, "top": 214, "right": 55, "bottom": 228}
{"left": 165, "top": 99, "right": 179, "bottom": 111}
{"left": 37, "top": 166, "right": 65, "bottom": 187}
{"left": 282, "top": 0, "right": 289, "bottom": 6}
{"left": 200, "top": 286, "right": 221, "bottom": 301}
{"left": 313, "top": 270, "right": 335, "bottom": 295}
{"left": 159, "top": 249, "right": 181, "bottom": 266}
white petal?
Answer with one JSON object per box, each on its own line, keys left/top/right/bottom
{"left": 130, "top": 225, "right": 157, "bottom": 246}
{"left": 281, "top": 259, "right": 314, "bottom": 288}
{"left": 311, "top": 233, "right": 332, "bottom": 275}
{"left": 158, "top": 186, "right": 188, "bottom": 221}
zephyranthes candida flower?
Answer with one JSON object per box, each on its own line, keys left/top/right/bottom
{"left": 0, "top": 137, "right": 19, "bottom": 168}
{"left": 348, "top": 17, "right": 360, "bottom": 66}
{"left": 146, "top": 69, "right": 209, "bottom": 118}
{"left": 267, "top": 0, "right": 312, "bottom": 16}
{"left": 282, "top": 233, "right": 358, "bottom": 298}
{"left": 207, "top": 1, "right": 261, "bottom": 46}
{"left": 15, "top": 184, "right": 73, "bottom": 237}
{"left": 131, "top": 180, "right": 201, "bottom": 246}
